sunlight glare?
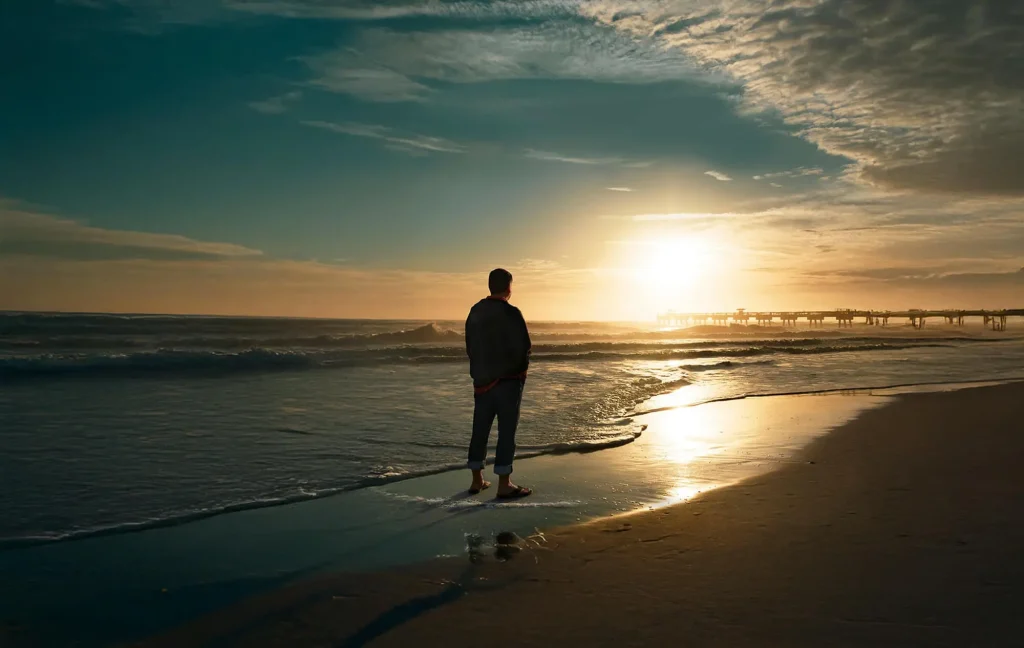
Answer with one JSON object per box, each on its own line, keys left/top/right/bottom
{"left": 634, "top": 237, "right": 716, "bottom": 303}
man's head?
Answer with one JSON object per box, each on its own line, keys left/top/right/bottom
{"left": 488, "top": 268, "right": 513, "bottom": 299}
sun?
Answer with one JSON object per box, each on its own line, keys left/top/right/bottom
{"left": 634, "top": 237, "right": 714, "bottom": 302}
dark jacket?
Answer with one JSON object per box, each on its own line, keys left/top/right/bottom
{"left": 465, "top": 297, "right": 531, "bottom": 388}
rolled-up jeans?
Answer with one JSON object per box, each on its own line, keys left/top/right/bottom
{"left": 467, "top": 379, "right": 524, "bottom": 476}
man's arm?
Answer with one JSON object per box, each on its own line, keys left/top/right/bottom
{"left": 514, "top": 307, "right": 531, "bottom": 368}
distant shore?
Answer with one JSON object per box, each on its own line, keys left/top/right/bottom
{"left": 136, "top": 381, "right": 1024, "bottom": 647}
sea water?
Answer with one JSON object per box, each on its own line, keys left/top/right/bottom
{"left": 3, "top": 312, "right": 1023, "bottom": 547}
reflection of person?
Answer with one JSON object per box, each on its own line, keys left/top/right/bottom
{"left": 464, "top": 268, "right": 533, "bottom": 499}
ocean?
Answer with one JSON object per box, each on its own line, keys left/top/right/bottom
{"left": 3, "top": 312, "right": 1024, "bottom": 550}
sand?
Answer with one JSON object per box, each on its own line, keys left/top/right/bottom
{"left": 137, "top": 382, "right": 1024, "bottom": 647}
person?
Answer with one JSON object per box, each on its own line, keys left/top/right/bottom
{"left": 464, "top": 268, "right": 533, "bottom": 499}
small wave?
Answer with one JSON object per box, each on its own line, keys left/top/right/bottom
{"left": 367, "top": 323, "right": 462, "bottom": 344}
{"left": 516, "top": 430, "right": 643, "bottom": 455}
{"left": 528, "top": 342, "right": 953, "bottom": 364}
{"left": 0, "top": 341, "right": 960, "bottom": 381}
{"left": 276, "top": 427, "right": 316, "bottom": 436}
{"left": 0, "top": 492, "right": 341, "bottom": 550}
{"left": 0, "top": 430, "right": 644, "bottom": 550}
{"left": 681, "top": 359, "right": 776, "bottom": 372}
{"left": 361, "top": 430, "right": 644, "bottom": 456}
{"left": 379, "top": 492, "right": 582, "bottom": 510}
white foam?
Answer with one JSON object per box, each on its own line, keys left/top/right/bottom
{"left": 379, "top": 491, "right": 582, "bottom": 510}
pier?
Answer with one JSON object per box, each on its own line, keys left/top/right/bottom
{"left": 656, "top": 308, "right": 1024, "bottom": 331}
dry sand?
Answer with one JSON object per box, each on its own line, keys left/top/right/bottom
{"left": 138, "top": 382, "right": 1024, "bottom": 647}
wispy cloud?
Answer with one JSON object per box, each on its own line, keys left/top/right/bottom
{"left": 0, "top": 198, "right": 262, "bottom": 260}
{"left": 302, "top": 63, "right": 432, "bottom": 103}
{"left": 226, "top": 0, "right": 582, "bottom": 21}
{"left": 248, "top": 90, "right": 302, "bottom": 114}
{"left": 301, "top": 120, "right": 465, "bottom": 154}
{"left": 524, "top": 149, "right": 624, "bottom": 166}
{"left": 804, "top": 266, "right": 1024, "bottom": 288}
{"left": 630, "top": 211, "right": 741, "bottom": 222}
{"left": 753, "top": 167, "right": 823, "bottom": 181}
{"left": 704, "top": 171, "right": 732, "bottom": 182}
{"left": 606, "top": 187, "right": 633, "bottom": 192}
{"left": 298, "top": 21, "right": 707, "bottom": 102}
{"left": 516, "top": 258, "right": 563, "bottom": 272}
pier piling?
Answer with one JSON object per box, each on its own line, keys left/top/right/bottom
{"left": 656, "top": 308, "right": 1020, "bottom": 330}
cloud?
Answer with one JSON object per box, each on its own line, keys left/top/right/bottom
{"left": 611, "top": 0, "right": 1024, "bottom": 196}
{"left": 606, "top": 187, "right": 633, "bottom": 192}
{"left": 925, "top": 268, "right": 1024, "bottom": 287}
{"left": 704, "top": 171, "right": 732, "bottom": 182}
{"left": 226, "top": 0, "right": 582, "bottom": 21}
{"left": 806, "top": 266, "right": 1024, "bottom": 288}
{"left": 299, "top": 21, "right": 707, "bottom": 102}
{"left": 524, "top": 149, "right": 626, "bottom": 166}
{"left": 0, "top": 198, "right": 262, "bottom": 261}
{"left": 301, "top": 120, "right": 465, "bottom": 154}
{"left": 73, "top": 0, "right": 1024, "bottom": 199}
{"left": 302, "top": 63, "right": 433, "bottom": 103}
{"left": 98, "top": 2, "right": 1024, "bottom": 197}
{"left": 279, "top": 1, "right": 1024, "bottom": 197}
{"left": 248, "top": 90, "right": 303, "bottom": 114}
{"left": 630, "top": 211, "right": 741, "bottom": 222}
{"left": 74, "top": 0, "right": 583, "bottom": 30}
{"left": 516, "top": 258, "right": 563, "bottom": 272}
{"left": 753, "top": 167, "right": 823, "bottom": 181}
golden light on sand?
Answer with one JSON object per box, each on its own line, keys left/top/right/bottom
{"left": 650, "top": 403, "right": 726, "bottom": 465}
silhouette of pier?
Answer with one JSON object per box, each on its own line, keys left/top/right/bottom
{"left": 656, "top": 308, "right": 1023, "bottom": 331}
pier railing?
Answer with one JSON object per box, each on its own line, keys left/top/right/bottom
{"left": 656, "top": 309, "right": 1023, "bottom": 331}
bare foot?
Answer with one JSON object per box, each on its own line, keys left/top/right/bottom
{"left": 469, "top": 480, "right": 491, "bottom": 495}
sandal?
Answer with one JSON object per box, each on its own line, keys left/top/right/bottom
{"left": 496, "top": 485, "right": 533, "bottom": 500}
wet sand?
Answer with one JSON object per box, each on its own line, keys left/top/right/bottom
{"left": 137, "top": 381, "right": 1024, "bottom": 647}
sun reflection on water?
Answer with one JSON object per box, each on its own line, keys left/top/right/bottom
{"left": 633, "top": 390, "right": 889, "bottom": 511}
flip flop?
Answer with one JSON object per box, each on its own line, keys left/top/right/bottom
{"left": 496, "top": 485, "right": 533, "bottom": 500}
{"left": 468, "top": 482, "right": 491, "bottom": 495}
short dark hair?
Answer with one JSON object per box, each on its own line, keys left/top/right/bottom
{"left": 488, "top": 268, "right": 513, "bottom": 294}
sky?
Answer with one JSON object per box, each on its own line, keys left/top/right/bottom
{"left": 1, "top": 0, "right": 1022, "bottom": 321}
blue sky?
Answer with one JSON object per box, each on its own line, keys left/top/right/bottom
{"left": 2, "top": 1, "right": 1022, "bottom": 319}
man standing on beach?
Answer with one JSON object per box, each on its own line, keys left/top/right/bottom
{"left": 465, "top": 268, "right": 533, "bottom": 499}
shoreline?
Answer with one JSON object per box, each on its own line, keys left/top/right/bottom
{"left": 6, "top": 376, "right": 1019, "bottom": 552}
{"left": 631, "top": 375, "right": 1024, "bottom": 415}
{"left": 134, "top": 381, "right": 1024, "bottom": 647}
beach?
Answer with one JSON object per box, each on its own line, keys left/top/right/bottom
{"left": 132, "top": 381, "right": 1024, "bottom": 647}
{"left": 4, "top": 314, "right": 1024, "bottom": 646}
